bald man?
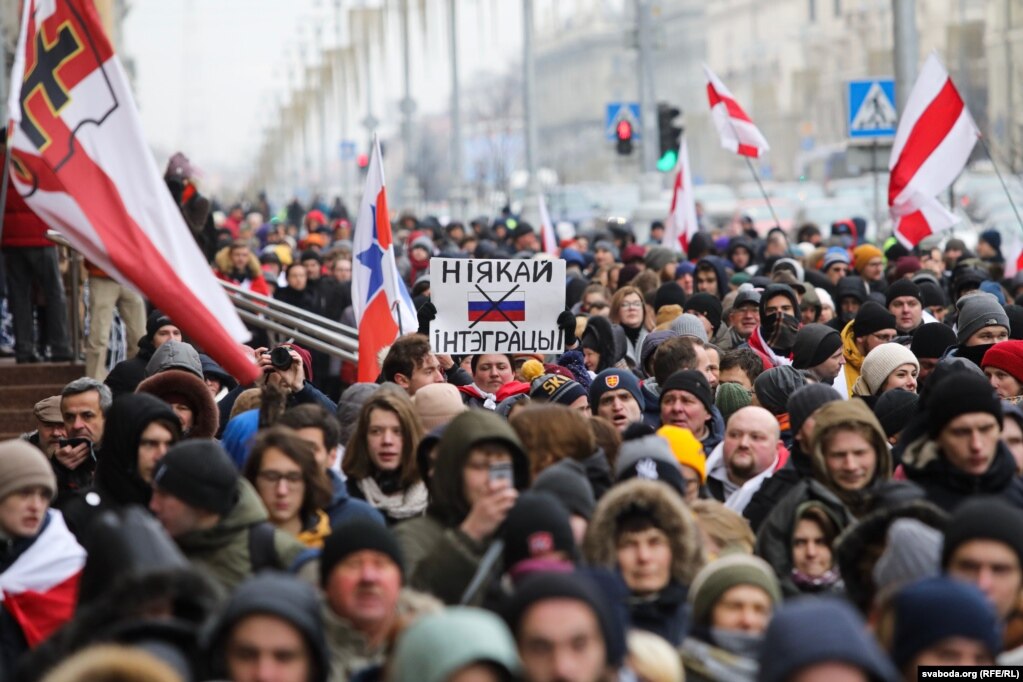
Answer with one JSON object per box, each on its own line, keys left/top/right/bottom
{"left": 704, "top": 406, "right": 781, "bottom": 513}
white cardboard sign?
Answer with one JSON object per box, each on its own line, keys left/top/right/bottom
{"left": 430, "top": 257, "right": 567, "bottom": 355}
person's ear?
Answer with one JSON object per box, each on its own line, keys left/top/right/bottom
{"left": 394, "top": 373, "right": 410, "bottom": 389}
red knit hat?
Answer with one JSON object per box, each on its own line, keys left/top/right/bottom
{"left": 982, "top": 340, "right": 1023, "bottom": 383}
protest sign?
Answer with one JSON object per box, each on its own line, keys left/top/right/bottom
{"left": 430, "top": 257, "right": 567, "bottom": 355}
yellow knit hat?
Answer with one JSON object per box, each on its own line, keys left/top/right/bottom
{"left": 657, "top": 425, "right": 706, "bottom": 483}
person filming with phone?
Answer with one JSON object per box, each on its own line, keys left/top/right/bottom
{"left": 395, "top": 409, "right": 531, "bottom": 604}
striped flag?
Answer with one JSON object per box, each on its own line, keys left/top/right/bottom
{"left": 352, "top": 137, "right": 417, "bottom": 382}
{"left": 703, "top": 64, "right": 770, "bottom": 158}
{"left": 888, "top": 53, "right": 979, "bottom": 247}
{"left": 467, "top": 290, "right": 526, "bottom": 323}
{"left": 662, "top": 137, "right": 699, "bottom": 253}
{"left": 6, "top": 0, "right": 259, "bottom": 384}
{"left": 537, "top": 193, "right": 558, "bottom": 256}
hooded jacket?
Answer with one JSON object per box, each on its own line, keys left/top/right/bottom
{"left": 583, "top": 479, "right": 704, "bottom": 645}
{"left": 173, "top": 479, "right": 307, "bottom": 591}
{"left": 136, "top": 370, "right": 219, "bottom": 440}
{"left": 696, "top": 257, "right": 730, "bottom": 300}
{"left": 838, "top": 319, "right": 867, "bottom": 399}
{"left": 581, "top": 315, "right": 626, "bottom": 373}
{"left": 393, "top": 410, "right": 530, "bottom": 604}
{"left": 900, "top": 433, "right": 1023, "bottom": 510}
{"left": 61, "top": 394, "right": 180, "bottom": 541}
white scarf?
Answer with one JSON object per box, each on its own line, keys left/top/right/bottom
{"left": 356, "top": 478, "right": 428, "bottom": 520}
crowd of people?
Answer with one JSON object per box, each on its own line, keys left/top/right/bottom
{"left": 3, "top": 188, "right": 1023, "bottom": 682}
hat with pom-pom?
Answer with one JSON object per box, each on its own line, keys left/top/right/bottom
{"left": 530, "top": 371, "right": 588, "bottom": 407}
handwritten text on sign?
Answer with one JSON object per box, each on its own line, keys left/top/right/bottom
{"left": 430, "top": 258, "right": 567, "bottom": 355}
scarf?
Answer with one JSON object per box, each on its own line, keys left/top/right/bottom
{"left": 356, "top": 478, "right": 428, "bottom": 520}
{"left": 748, "top": 327, "right": 793, "bottom": 368}
{"left": 760, "top": 312, "right": 800, "bottom": 355}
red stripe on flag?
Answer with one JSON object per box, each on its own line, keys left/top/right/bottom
{"left": 468, "top": 310, "right": 526, "bottom": 323}
{"left": 736, "top": 143, "right": 761, "bottom": 158}
{"left": 24, "top": 129, "right": 259, "bottom": 383}
{"left": 889, "top": 80, "right": 964, "bottom": 205}
{"left": 4, "top": 571, "right": 80, "bottom": 647}
{"left": 895, "top": 210, "right": 934, "bottom": 247}
{"left": 375, "top": 188, "right": 392, "bottom": 250}
{"left": 358, "top": 293, "right": 399, "bottom": 382}
{"left": 706, "top": 84, "right": 753, "bottom": 124}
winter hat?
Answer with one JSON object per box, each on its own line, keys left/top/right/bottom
{"left": 390, "top": 607, "right": 521, "bottom": 682}
{"left": 942, "top": 497, "right": 1023, "bottom": 570}
{"left": 910, "top": 322, "right": 957, "bottom": 359}
{"left": 0, "top": 439, "right": 56, "bottom": 501}
{"left": 639, "top": 331, "right": 676, "bottom": 374}
{"left": 614, "top": 434, "right": 687, "bottom": 495}
{"left": 321, "top": 518, "right": 405, "bottom": 585}
{"left": 669, "top": 313, "right": 708, "bottom": 342}
{"left": 822, "top": 248, "right": 851, "bottom": 271}
{"left": 152, "top": 440, "right": 238, "bottom": 516}
{"left": 589, "top": 369, "right": 645, "bottom": 413}
{"left": 787, "top": 384, "right": 843, "bottom": 437}
{"left": 688, "top": 554, "right": 782, "bottom": 628}
{"left": 754, "top": 366, "right": 806, "bottom": 416}
{"left": 854, "top": 343, "right": 919, "bottom": 395}
{"left": 411, "top": 383, "right": 467, "bottom": 430}
{"left": 890, "top": 577, "right": 1002, "bottom": 669}
{"left": 504, "top": 571, "right": 625, "bottom": 667}
{"left": 791, "top": 324, "right": 843, "bottom": 370}
{"left": 893, "top": 256, "right": 922, "bottom": 280}
{"left": 32, "top": 395, "right": 62, "bottom": 424}
{"left": 980, "top": 229, "right": 1003, "bottom": 252}
{"left": 529, "top": 373, "right": 588, "bottom": 407}
{"left": 870, "top": 518, "right": 942, "bottom": 599}
{"left": 145, "top": 340, "right": 203, "bottom": 378}
{"left": 918, "top": 281, "right": 948, "bottom": 309}
{"left": 715, "top": 382, "right": 753, "bottom": 426}
{"left": 645, "top": 246, "right": 677, "bottom": 273}
{"left": 759, "top": 598, "right": 899, "bottom": 682}
{"left": 653, "top": 282, "right": 687, "bottom": 311}
{"left": 853, "top": 244, "right": 883, "bottom": 274}
{"left": 837, "top": 275, "right": 869, "bottom": 304}
{"left": 773, "top": 258, "right": 805, "bottom": 282}
{"left": 926, "top": 372, "right": 1002, "bottom": 438}
{"left": 759, "top": 284, "right": 801, "bottom": 320}
{"left": 503, "top": 492, "right": 577, "bottom": 571}
{"left": 732, "top": 287, "right": 761, "bottom": 309}
{"left": 532, "top": 460, "right": 596, "bottom": 520}
{"left": 956, "top": 293, "right": 1010, "bottom": 344}
{"left": 207, "top": 573, "right": 330, "bottom": 682}
{"left": 654, "top": 305, "right": 683, "bottom": 329}
{"left": 686, "top": 293, "right": 723, "bottom": 334}
{"left": 1005, "top": 305, "right": 1023, "bottom": 339}
{"left": 656, "top": 425, "right": 707, "bottom": 483}
{"left": 661, "top": 370, "right": 713, "bottom": 414}
{"left": 337, "top": 383, "right": 379, "bottom": 445}
{"left": 885, "top": 279, "right": 923, "bottom": 306}
{"left": 852, "top": 301, "right": 897, "bottom": 337}
{"left": 873, "top": 389, "right": 919, "bottom": 437}
{"left": 981, "top": 340, "right": 1023, "bottom": 383}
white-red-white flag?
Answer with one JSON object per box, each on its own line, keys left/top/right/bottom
{"left": 888, "top": 53, "right": 979, "bottom": 247}
{"left": 662, "top": 138, "right": 700, "bottom": 253}
{"left": 351, "top": 136, "right": 417, "bottom": 383}
{"left": 6, "top": 0, "right": 259, "bottom": 383}
{"left": 703, "top": 64, "right": 770, "bottom": 158}
{"left": 537, "top": 193, "right": 558, "bottom": 256}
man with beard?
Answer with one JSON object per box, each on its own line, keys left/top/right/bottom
{"left": 705, "top": 406, "right": 781, "bottom": 513}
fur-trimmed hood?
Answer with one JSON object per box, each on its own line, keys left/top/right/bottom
{"left": 214, "top": 244, "right": 262, "bottom": 280}
{"left": 136, "top": 369, "right": 219, "bottom": 439}
{"left": 583, "top": 479, "right": 704, "bottom": 586}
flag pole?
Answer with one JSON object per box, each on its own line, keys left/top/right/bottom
{"left": 977, "top": 134, "right": 1023, "bottom": 238}
{"left": 0, "top": 125, "right": 13, "bottom": 244}
{"left": 742, "top": 155, "right": 781, "bottom": 228}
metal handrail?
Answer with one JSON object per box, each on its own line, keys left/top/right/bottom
{"left": 220, "top": 280, "right": 360, "bottom": 339}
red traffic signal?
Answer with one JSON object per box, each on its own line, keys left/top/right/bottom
{"left": 616, "top": 120, "right": 633, "bottom": 141}
{"left": 356, "top": 153, "right": 369, "bottom": 169}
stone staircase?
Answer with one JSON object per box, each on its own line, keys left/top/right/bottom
{"left": 0, "top": 361, "right": 85, "bottom": 440}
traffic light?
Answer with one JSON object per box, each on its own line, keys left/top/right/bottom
{"left": 615, "top": 119, "right": 634, "bottom": 155}
{"left": 657, "top": 103, "right": 683, "bottom": 172}
{"left": 356, "top": 152, "right": 369, "bottom": 176}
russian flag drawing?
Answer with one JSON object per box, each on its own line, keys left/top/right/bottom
{"left": 468, "top": 290, "right": 526, "bottom": 322}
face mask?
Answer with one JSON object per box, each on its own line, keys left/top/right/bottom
{"left": 763, "top": 312, "right": 800, "bottom": 353}
{"left": 710, "top": 627, "right": 764, "bottom": 659}
{"left": 957, "top": 342, "right": 994, "bottom": 368}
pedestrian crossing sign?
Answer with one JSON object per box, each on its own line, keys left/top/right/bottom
{"left": 848, "top": 79, "right": 898, "bottom": 139}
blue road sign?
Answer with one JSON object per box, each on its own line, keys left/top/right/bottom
{"left": 605, "top": 102, "right": 641, "bottom": 141}
{"left": 339, "top": 140, "right": 357, "bottom": 160}
{"left": 848, "top": 79, "right": 897, "bottom": 139}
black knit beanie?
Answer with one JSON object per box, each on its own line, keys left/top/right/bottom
{"left": 791, "top": 324, "right": 843, "bottom": 370}
{"left": 873, "top": 389, "right": 919, "bottom": 438}
{"left": 660, "top": 370, "right": 713, "bottom": 414}
{"left": 942, "top": 497, "right": 1023, "bottom": 570}
{"left": 152, "top": 440, "right": 238, "bottom": 516}
{"left": 787, "top": 384, "right": 843, "bottom": 437}
{"left": 910, "top": 322, "right": 957, "bottom": 360}
{"left": 654, "top": 282, "right": 687, "bottom": 311}
{"left": 926, "top": 373, "right": 1002, "bottom": 438}
{"left": 502, "top": 492, "right": 577, "bottom": 570}
{"left": 852, "top": 301, "right": 897, "bottom": 337}
{"left": 885, "top": 279, "right": 923, "bottom": 306}
{"left": 686, "top": 293, "right": 723, "bottom": 335}
{"left": 321, "top": 518, "right": 405, "bottom": 586}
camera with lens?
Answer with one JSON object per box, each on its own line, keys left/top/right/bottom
{"left": 266, "top": 346, "right": 293, "bottom": 371}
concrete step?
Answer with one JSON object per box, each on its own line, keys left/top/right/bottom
{"left": 0, "top": 362, "right": 85, "bottom": 387}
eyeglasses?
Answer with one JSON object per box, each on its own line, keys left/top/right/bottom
{"left": 620, "top": 301, "right": 644, "bottom": 310}
{"left": 257, "top": 471, "right": 304, "bottom": 486}
{"left": 870, "top": 332, "right": 897, "bottom": 343}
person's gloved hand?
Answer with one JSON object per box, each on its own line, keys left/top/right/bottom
{"left": 558, "top": 310, "right": 577, "bottom": 347}
{"left": 417, "top": 301, "right": 437, "bottom": 336}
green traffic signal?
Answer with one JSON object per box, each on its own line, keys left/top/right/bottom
{"left": 657, "top": 149, "right": 678, "bottom": 172}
